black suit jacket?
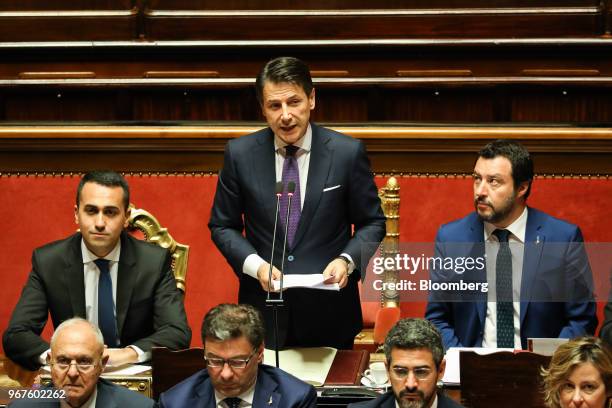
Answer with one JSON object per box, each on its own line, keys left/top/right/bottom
{"left": 3, "top": 232, "right": 191, "bottom": 370}
{"left": 8, "top": 378, "right": 155, "bottom": 407}
{"left": 347, "top": 390, "right": 465, "bottom": 408}
{"left": 208, "top": 123, "right": 386, "bottom": 348}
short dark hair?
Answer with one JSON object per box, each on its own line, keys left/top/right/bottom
{"left": 478, "top": 139, "right": 534, "bottom": 199}
{"left": 201, "top": 304, "right": 265, "bottom": 349}
{"left": 76, "top": 170, "right": 130, "bottom": 210}
{"left": 255, "top": 56, "right": 314, "bottom": 104}
{"left": 384, "top": 318, "right": 444, "bottom": 369}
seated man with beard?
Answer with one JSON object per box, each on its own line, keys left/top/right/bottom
{"left": 349, "top": 318, "right": 464, "bottom": 408}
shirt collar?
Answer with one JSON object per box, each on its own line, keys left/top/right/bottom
{"left": 484, "top": 206, "right": 528, "bottom": 243}
{"left": 274, "top": 123, "right": 312, "bottom": 155}
{"left": 81, "top": 237, "right": 121, "bottom": 264}
{"left": 214, "top": 375, "right": 257, "bottom": 407}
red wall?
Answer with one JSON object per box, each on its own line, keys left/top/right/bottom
{"left": 0, "top": 174, "right": 610, "bottom": 352}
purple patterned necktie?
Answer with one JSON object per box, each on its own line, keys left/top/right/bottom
{"left": 279, "top": 145, "right": 301, "bottom": 248}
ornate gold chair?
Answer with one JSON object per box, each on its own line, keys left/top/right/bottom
{"left": 127, "top": 205, "right": 189, "bottom": 293}
{"left": 354, "top": 177, "right": 400, "bottom": 351}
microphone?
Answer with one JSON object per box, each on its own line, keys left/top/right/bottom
{"left": 278, "top": 181, "right": 296, "bottom": 299}
{"left": 266, "top": 182, "right": 284, "bottom": 300}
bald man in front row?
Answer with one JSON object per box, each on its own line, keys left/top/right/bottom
{"left": 9, "top": 317, "right": 154, "bottom": 408}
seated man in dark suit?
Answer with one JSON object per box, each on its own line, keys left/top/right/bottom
{"left": 425, "top": 139, "right": 597, "bottom": 350}
{"left": 349, "top": 318, "right": 464, "bottom": 408}
{"left": 3, "top": 170, "right": 191, "bottom": 370}
{"left": 159, "top": 303, "right": 316, "bottom": 408}
{"left": 9, "top": 318, "right": 154, "bottom": 407}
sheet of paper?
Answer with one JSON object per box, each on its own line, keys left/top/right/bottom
{"left": 264, "top": 347, "right": 337, "bottom": 386}
{"left": 103, "top": 364, "right": 151, "bottom": 376}
{"left": 442, "top": 347, "right": 513, "bottom": 385}
{"left": 272, "top": 274, "right": 339, "bottom": 291}
{"left": 527, "top": 338, "right": 569, "bottom": 356}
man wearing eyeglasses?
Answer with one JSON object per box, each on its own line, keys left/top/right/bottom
{"left": 158, "top": 303, "right": 316, "bottom": 408}
{"left": 9, "top": 317, "right": 154, "bottom": 407}
{"left": 349, "top": 318, "right": 464, "bottom": 408}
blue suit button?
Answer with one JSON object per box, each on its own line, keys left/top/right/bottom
{"left": 288, "top": 255, "right": 295, "bottom": 262}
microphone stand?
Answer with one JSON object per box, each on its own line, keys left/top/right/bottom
{"left": 270, "top": 181, "right": 295, "bottom": 368}
{"left": 266, "top": 181, "right": 286, "bottom": 368}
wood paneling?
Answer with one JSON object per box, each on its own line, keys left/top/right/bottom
{"left": 144, "top": 9, "right": 602, "bottom": 40}
{"left": 148, "top": 0, "right": 599, "bottom": 10}
{"left": 0, "top": 0, "right": 134, "bottom": 11}
{"left": 0, "top": 11, "right": 139, "bottom": 42}
{"left": 0, "top": 125, "right": 610, "bottom": 175}
{"left": 2, "top": 77, "right": 612, "bottom": 123}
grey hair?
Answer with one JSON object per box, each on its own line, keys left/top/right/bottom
{"left": 384, "top": 318, "right": 445, "bottom": 369}
{"left": 50, "top": 318, "right": 104, "bottom": 351}
{"left": 201, "top": 304, "right": 265, "bottom": 349}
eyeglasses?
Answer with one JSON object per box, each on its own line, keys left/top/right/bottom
{"left": 204, "top": 349, "right": 258, "bottom": 369}
{"left": 390, "top": 366, "right": 433, "bottom": 381}
{"left": 50, "top": 358, "right": 99, "bottom": 373}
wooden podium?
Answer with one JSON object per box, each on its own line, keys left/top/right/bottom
{"left": 459, "top": 350, "right": 551, "bottom": 408}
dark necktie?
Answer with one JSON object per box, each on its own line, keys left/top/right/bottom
{"left": 279, "top": 145, "right": 302, "bottom": 248}
{"left": 493, "top": 229, "right": 514, "bottom": 348}
{"left": 224, "top": 397, "right": 242, "bottom": 408}
{"left": 95, "top": 258, "right": 118, "bottom": 347}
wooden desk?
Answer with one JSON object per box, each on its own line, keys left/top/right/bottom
{"left": 1, "top": 350, "right": 367, "bottom": 406}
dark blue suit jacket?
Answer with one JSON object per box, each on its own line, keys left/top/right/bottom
{"left": 208, "top": 123, "right": 386, "bottom": 348}
{"left": 425, "top": 207, "right": 597, "bottom": 350}
{"left": 158, "top": 364, "right": 317, "bottom": 408}
{"left": 8, "top": 378, "right": 154, "bottom": 407}
{"left": 347, "top": 390, "right": 465, "bottom": 408}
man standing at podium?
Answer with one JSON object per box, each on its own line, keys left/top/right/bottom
{"left": 425, "top": 140, "right": 597, "bottom": 350}
{"left": 208, "top": 56, "right": 386, "bottom": 349}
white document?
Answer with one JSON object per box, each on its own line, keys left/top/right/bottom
{"left": 264, "top": 347, "right": 337, "bottom": 386}
{"left": 442, "top": 347, "right": 513, "bottom": 385}
{"left": 528, "top": 338, "right": 569, "bottom": 356}
{"left": 272, "top": 274, "right": 339, "bottom": 291}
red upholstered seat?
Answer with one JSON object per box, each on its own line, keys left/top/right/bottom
{"left": 0, "top": 174, "right": 610, "bottom": 351}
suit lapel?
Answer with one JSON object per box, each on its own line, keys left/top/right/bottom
{"left": 95, "top": 379, "right": 117, "bottom": 408}
{"left": 66, "top": 234, "right": 87, "bottom": 318}
{"left": 520, "top": 208, "right": 545, "bottom": 326}
{"left": 253, "top": 367, "right": 281, "bottom": 408}
{"left": 195, "top": 377, "right": 217, "bottom": 407}
{"left": 115, "top": 232, "right": 137, "bottom": 341}
{"left": 467, "top": 215, "right": 488, "bottom": 329}
{"left": 252, "top": 129, "right": 278, "bottom": 231}
{"left": 292, "top": 124, "right": 332, "bottom": 248}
